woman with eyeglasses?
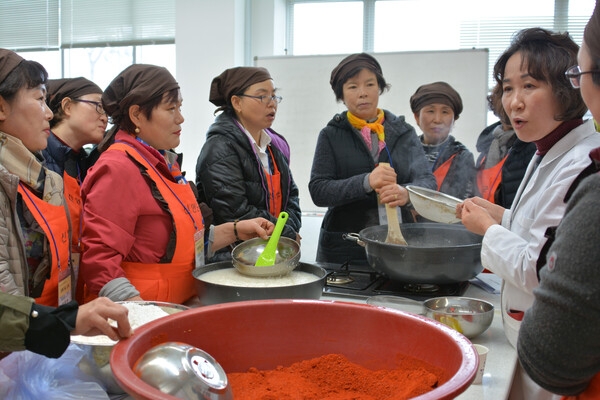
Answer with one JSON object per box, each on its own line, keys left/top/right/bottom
{"left": 0, "top": 48, "right": 132, "bottom": 359}
{"left": 518, "top": 3, "right": 600, "bottom": 399}
{"left": 195, "top": 67, "right": 301, "bottom": 262}
{"left": 42, "top": 78, "right": 108, "bottom": 302}
{"left": 456, "top": 27, "right": 600, "bottom": 400}
{"left": 79, "top": 64, "right": 274, "bottom": 304}
{"left": 309, "top": 53, "right": 436, "bottom": 265}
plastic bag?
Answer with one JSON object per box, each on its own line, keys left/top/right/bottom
{"left": 0, "top": 344, "right": 109, "bottom": 400}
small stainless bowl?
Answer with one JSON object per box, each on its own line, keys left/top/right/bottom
{"left": 73, "top": 301, "right": 189, "bottom": 394}
{"left": 133, "top": 342, "right": 232, "bottom": 400}
{"left": 423, "top": 296, "right": 494, "bottom": 338}
{"left": 232, "top": 236, "right": 300, "bottom": 277}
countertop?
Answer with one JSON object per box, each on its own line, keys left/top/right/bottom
{"left": 320, "top": 273, "right": 517, "bottom": 400}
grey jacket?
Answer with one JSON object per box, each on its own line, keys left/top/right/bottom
{"left": 518, "top": 170, "right": 600, "bottom": 396}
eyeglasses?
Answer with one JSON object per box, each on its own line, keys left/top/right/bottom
{"left": 565, "top": 65, "right": 600, "bottom": 89}
{"left": 238, "top": 94, "right": 283, "bottom": 104}
{"left": 72, "top": 98, "right": 106, "bottom": 115}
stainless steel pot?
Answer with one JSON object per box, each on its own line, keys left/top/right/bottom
{"left": 193, "top": 262, "right": 327, "bottom": 305}
{"left": 344, "top": 223, "right": 483, "bottom": 284}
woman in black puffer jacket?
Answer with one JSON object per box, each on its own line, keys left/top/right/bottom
{"left": 196, "top": 67, "right": 301, "bottom": 262}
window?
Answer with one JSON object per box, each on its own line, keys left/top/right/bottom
{"left": 289, "top": 1, "right": 364, "bottom": 55}
{"left": 0, "top": 0, "right": 175, "bottom": 82}
{"left": 289, "top": 0, "right": 596, "bottom": 89}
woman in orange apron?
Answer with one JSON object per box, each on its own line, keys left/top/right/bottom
{"left": 79, "top": 64, "right": 274, "bottom": 304}
{"left": 410, "top": 81, "right": 476, "bottom": 201}
{"left": 196, "top": 66, "right": 302, "bottom": 263}
{"left": 42, "top": 77, "right": 108, "bottom": 302}
{"left": 518, "top": 2, "right": 600, "bottom": 398}
{"left": 0, "top": 48, "right": 131, "bottom": 359}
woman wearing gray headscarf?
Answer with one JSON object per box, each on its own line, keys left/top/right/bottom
{"left": 518, "top": 2, "right": 600, "bottom": 398}
{"left": 196, "top": 66, "right": 301, "bottom": 262}
{"left": 79, "top": 64, "right": 273, "bottom": 305}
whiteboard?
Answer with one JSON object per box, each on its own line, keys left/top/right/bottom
{"left": 256, "top": 49, "right": 489, "bottom": 212}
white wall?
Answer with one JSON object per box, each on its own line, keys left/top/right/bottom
{"left": 175, "top": 0, "right": 286, "bottom": 184}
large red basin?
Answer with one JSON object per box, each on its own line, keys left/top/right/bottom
{"left": 111, "top": 299, "right": 478, "bottom": 399}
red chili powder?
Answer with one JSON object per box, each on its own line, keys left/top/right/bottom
{"left": 227, "top": 353, "right": 446, "bottom": 400}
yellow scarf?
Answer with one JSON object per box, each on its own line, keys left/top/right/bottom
{"left": 347, "top": 109, "right": 385, "bottom": 142}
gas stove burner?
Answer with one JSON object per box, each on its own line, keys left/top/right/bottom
{"left": 403, "top": 283, "right": 441, "bottom": 293}
{"left": 327, "top": 272, "right": 354, "bottom": 285}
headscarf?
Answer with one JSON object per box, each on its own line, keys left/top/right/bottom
{"left": 102, "top": 64, "right": 179, "bottom": 123}
{"left": 330, "top": 53, "right": 383, "bottom": 91}
{"left": 409, "top": 81, "right": 463, "bottom": 119}
{"left": 46, "top": 77, "right": 102, "bottom": 113}
{"left": 584, "top": 0, "right": 600, "bottom": 60}
{"left": 0, "top": 48, "right": 24, "bottom": 85}
{"left": 209, "top": 67, "right": 272, "bottom": 107}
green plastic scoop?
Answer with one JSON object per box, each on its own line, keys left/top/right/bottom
{"left": 255, "top": 211, "right": 289, "bottom": 267}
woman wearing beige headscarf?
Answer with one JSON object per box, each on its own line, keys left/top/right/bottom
{"left": 196, "top": 66, "right": 301, "bottom": 262}
{"left": 518, "top": 2, "right": 600, "bottom": 398}
{"left": 79, "top": 64, "right": 273, "bottom": 304}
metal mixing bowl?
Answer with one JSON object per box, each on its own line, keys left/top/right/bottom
{"left": 72, "top": 301, "right": 189, "bottom": 394}
{"left": 134, "top": 341, "right": 232, "bottom": 399}
{"left": 231, "top": 236, "right": 300, "bottom": 277}
{"left": 406, "top": 185, "right": 462, "bottom": 224}
{"left": 423, "top": 296, "right": 494, "bottom": 338}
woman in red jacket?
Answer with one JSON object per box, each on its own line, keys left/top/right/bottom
{"left": 79, "top": 64, "right": 274, "bottom": 304}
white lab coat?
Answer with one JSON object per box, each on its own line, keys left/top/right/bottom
{"left": 482, "top": 119, "right": 600, "bottom": 346}
{"left": 482, "top": 119, "right": 600, "bottom": 400}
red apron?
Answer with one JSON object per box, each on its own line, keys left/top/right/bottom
{"left": 109, "top": 143, "right": 203, "bottom": 304}
{"left": 63, "top": 172, "right": 86, "bottom": 302}
{"left": 433, "top": 154, "right": 457, "bottom": 191}
{"left": 477, "top": 154, "right": 508, "bottom": 203}
{"left": 265, "top": 147, "right": 283, "bottom": 217}
{"left": 18, "top": 184, "right": 71, "bottom": 307}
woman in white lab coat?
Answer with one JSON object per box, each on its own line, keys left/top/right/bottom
{"left": 457, "top": 28, "right": 600, "bottom": 400}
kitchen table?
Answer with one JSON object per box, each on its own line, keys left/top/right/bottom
{"left": 320, "top": 272, "right": 517, "bottom": 400}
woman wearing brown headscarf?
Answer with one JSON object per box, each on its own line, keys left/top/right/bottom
{"left": 410, "top": 81, "right": 476, "bottom": 200}
{"left": 309, "top": 53, "right": 436, "bottom": 265}
{"left": 42, "top": 77, "right": 108, "bottom": 301}
{"left": 79, "top": 64, "right": 274, "bottom": 304}
{"left": 196, "top": 66, "right": 301, "bottom": 262}
{"left": 0, "top": 48, "right": 132, "bottom": 359}
{"left": 518, "top": 2, "right": 600, "bottom": 399}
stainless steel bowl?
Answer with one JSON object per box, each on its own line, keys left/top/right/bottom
{"left": 423, "top": 296, "right": 494, "bottom": 338}
{"left": 406, "top": 185, "right": 462, "bottom": 224}
{"left": 73, "top": 301, "right": 189, "bottom": 394}
{"left": 231, "top": 236, "right": 300, "bottom": 277}
{"left": 133, "top": 342, "right": 232, "bottom": 399}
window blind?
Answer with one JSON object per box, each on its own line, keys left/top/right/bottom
{"left": 0, "top": 0, "right": 174, "bottom": 51}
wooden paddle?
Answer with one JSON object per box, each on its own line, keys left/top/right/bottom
{"left": 379, "top": 163, "right": 408, "bottom": 245}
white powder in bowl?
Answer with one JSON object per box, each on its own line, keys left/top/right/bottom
{"left": 71, "top": 302, "right": 171, "bottom": 346}
{"left": 199, "top": 268, "right": 320, "bottom": 287}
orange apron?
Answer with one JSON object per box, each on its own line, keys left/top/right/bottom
{"left": 18, "top": 184, "right": 71, "bottom": 307}
{"left": 109, "top": 143, "right": 203, "bottom": 304}
{"left": 264, "top": 147, "right": 283, "bottom": 217}
{"left": 63, "top": 172, "right": 86, "bottom": 302}
{"left": 562, "top": 373, "right": 600, "bottom": 400}
{"left": 433, "top": 154, "right": 457, "bottom": 191}
{"left": 477, "top": 154, "right": 508, "bottom": 203}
